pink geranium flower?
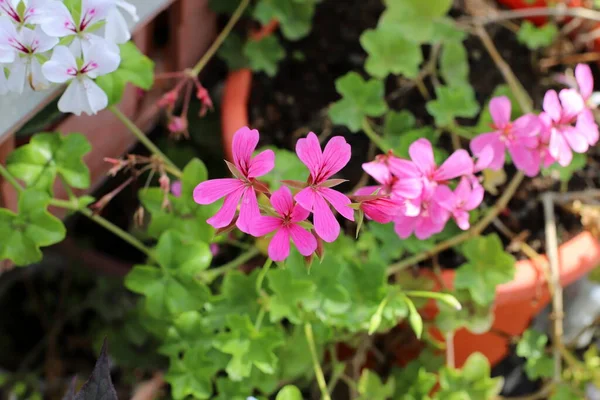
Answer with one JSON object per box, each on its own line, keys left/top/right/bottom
{"left": 470, "top": 96, "right": 540, "bottom": 176}
{"left": 364, "top": 153, "right": 423, "bottom": 200}
{"left": 435, "top": 176, "right": 484, "bottom": 230}
{"left": 393, "top": 188, "right": 449, "bottom": 240}
{"left": 354, "top": 187, "right": 403, "bottom": 224}
{"left": 193, "top": 127, "right": 274, "bottom": 234}
{"left": 543, "top": 89, "right": 589, "bottom": 166}
{"left": 294, "top": 133, "right": 354, "bottom": 242}
{"left": 251, "top": 186, "right": 317, "bottom": 261}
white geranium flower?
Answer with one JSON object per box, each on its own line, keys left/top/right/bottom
{"left": 0, "top": 64, "right": 8, "bottom": 94}
{"left": 105, "top": 0, "right": 138, "bottom": 44}
{"left": 0, "top": 0, "right": 57, "bottom": 25}
{"left": 42, "top": 44, "right": 120, "bottom": 115}
{"left": 0, "top": 16, "right": 16, "bottom": 62}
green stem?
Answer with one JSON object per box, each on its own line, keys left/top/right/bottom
{"left": 255, "top": 257, "right": 273, "bottom": 294}
{"left": 254, "top": 306, "right": 266, "bottom": 331}
{"left": 50, "top": 199, "right": 155, "bottom": 261}
{"left": 191, "top": 0, "right": 251, "bottom": 76}
{"left": 0, "top": 163, "right": 23, "bottom": 193}
{"left": 362, "top": 119, "right": 390, "bottom": 153}
{"left": 201, "top": 247, "right": 260, "bottom": 283}
{"left": 304, "top": 322, "right": 332, "bottom": 400}
{"left": 109, "top": 106, "right": 182, "bottom": 177}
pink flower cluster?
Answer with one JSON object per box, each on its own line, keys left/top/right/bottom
{"left": 471, "top": 64, "right": 599, "bottom": 177}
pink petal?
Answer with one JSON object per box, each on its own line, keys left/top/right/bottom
{"left": 206, "top": 187, "right": 244, "bottom": 228}
{"left": 171, "top": 181, "right": 182, "bottom": 197}
{"left": 363, "top": 159, "right": 392, "bottom": 185}
{"left": 354, "top": 186, "right": 381, "bottom": 196}
{"left": 392, "top": 177, "right": 422, "bottom": 199}
{"left": 270, "top": 186, "right": 294, "bottom": 217}
{"left": 474, "top": 145, "right": 494, "bottom": 172}
{"left": 247, "top": 149, "right": 275, "bottom": 178}
{"left": 489, "top": 96, "right": 511, "bottom": 127}
{"left": 434, "top": 149, "right": 474, "bottom": 181}
{"left": 404, "top": 198, "right": 421, "bottom": 217}
{"left": 320, "top": 136, "right": 351, "bottom": 180}
{"left": 295, "top": 187, "right": 317, "bottom": 212}
{"left": 268, "top": 228, "right": 291, "bottom": 262}
{"left": 508, "top": 145, "right": 540, "bottom": 177}
{"left": 576, "top": 108, "right": 599, "bottom": 146}
{"left": 319, "top": 187, "right": 354, "bottom": 221}
{"left": 236, "top": 187, "right": 260, "bottom": 234}
{"left": 394, "top": 214, "right": 416, "bottom": 239}
{"left": 193, "top": 178, "right": 244, "bottom": 205}
{"left": 290, "top": 204, "right": 311, "bottom": 222}
{"left": 453, "top": 210, "right": 470, "bottom": 230}
{"left": 362, "top": 198, "right": 401, "bottom": 223}
{"left": 463, "top": 178, "right": 485, "bottom": 210}
{"left": 434, "top": 184, "right": 456, "bottom": 212}
{"left": 288, "top": 224, "right": 317, "bottom": 256}
{"left": 388, "top": 158, "right": 421, "bottom": 178}
{"left": 232, "top": 126, "right": 259, "bottom": 174}
{"left": 296, "top": 132, "right": 323, "bottom": 180}
{"left": 549, "top": 130, "right": 573, "bottom": 167}
{"left": 543, "top": 90, "right": 562, "bottom": 122}
{"left": 576, "top": 63, "right": 594, "bottom": 101}
{"left": 409, "top": 139, "right": 436, "bottom": 176}
{"left": 251, "top": 216, "right": 282, "bottom": 237}
{"left": 512, "top": 113, "right": 541, "bottom": 139}
{"left": 562, "top": 126, "right": 590, "bottom": 153}
{"left": 469, "top": 132, "right": 505, "bottom": 170}
{"left": 559, "top": 89, "right": 585, "bottom": 122}
{"left": 415, "top": 216, "right": 443, "bottom": 240}
{"left": 312, "top": 194, "right": 340, "bottom": 243}
{"left": 429, "top": 201, "right": 450, "bottom": 225}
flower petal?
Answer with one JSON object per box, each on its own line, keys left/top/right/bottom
{"left": 549, "top": 130, "right": 573, "bottom": 167}
{"left": 289, "top": 224, "right": 317, "bottom": 256}
{"left": 434, "top": 184, "right": 456, "bottom": 211}
{"left": 206, "top": 187, "right": 244, "bottom": 229}
{"left": 576, "top": 108, "right": 599, "bottom": 146}
{"left": 251, "top": 216, "right": 282, "bottom": 237}
{"left": 268, "top": 228, "right": 291, "bottom": 262}
{"left": 391, "top": 177, "right": 422, "bottom": 199}
{"left": 232, "top": 126, "right": 259, "bottom": 174}
{"left": 312, "top": 194, "right": 340, "bottom": 243}
{"left": 388, "top": 157, "right": 420, "bottom": 178}
{"left": 319, "top": 187, "right": 354, "bottom": 221}
{"left": 362, "top": 159, "right": 392, "bottom": 185}
{"left": 409, "top": 138, "right": 436, "bottom": 175}
{"left": 42, "top": 45, "right": 77, "bottom": 83}
{"left": 236, "top": 187, "right": 260, "bottom": 234}
{"left": 270, "top": 186, "right": 294, "bottom": 217}
{"left": 294, "top": 187, "right": 317, "bottom": 212}
{"left": 489, "top": 96, "right": 511, "bottom": 127}
{"left": 543, "top": 90, "right": 562, "bottom": 122}
{"left": 453, "top": 210, "right": 470, "bottom": 230}
{"left": 508, "top": 145, "right": 540, "bottom": 177}
{"left": 394, "top": 214, "right": 416, "bottom": 239}
{"left": 469, "top": 132, "right": 505, "bottom": 170}
{"left": 559, "top": 88, "right": 585, "bottom": 122}
{"left": 247, "top": 149, "right": 275, "bottom": 178}
{"left": 193, "top": 178, "right": 244, "bottom": 204}
{"left": 320, "top": 135, "right": 351, "bottom": 179}
{"left": 576, "top": 63, "right": 594, "bottom": 101}
{"left": 562, "top": 126, "right": 589, "bottom": 153}
{"left": 434, "top": 149, "right": 473, "bottom": 181}
{"left": 290, "top": 204, "right": 310, "bottom": 222}
{"left": 296, "top": 132, "right": 323, "bottom": 180}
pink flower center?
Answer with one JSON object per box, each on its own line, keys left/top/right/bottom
{"left": 0, "top": 0, "right": 21, "bottom": 23}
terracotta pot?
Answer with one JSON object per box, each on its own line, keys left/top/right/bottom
{"left": 497, "top": 0, "right": 584, "bottom": 25}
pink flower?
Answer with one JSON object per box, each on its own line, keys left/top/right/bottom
{"left": 364, "top": 153, "right": 423, "bottom": 200}
{"left": 354, "top": 187, "right": 403, "bottom": 224}
{"left": 575, "top": 63, "right": 595, "bottom": 105}
{"left": 251, "top": 187, "right": 317, "bottom": 261}
{"left": 470, "top": 96, "right": 540, "bottom": 175}
{"left": 294, "top": 133, "right": 354, "bottom": 242}
{"left": 193, "top": 127, "right": 274, "bottom": 234}
{"left": 543, "top": 89, "right": 589, "bottom": 166}
{"left": 435, "top": 176, "right": 484, "bottom": 230}
{"left": 171, "top": 181, "right": 182, "bottom": 197}
{"left": 393, "top": 190, "right": 449, "bottom": 240}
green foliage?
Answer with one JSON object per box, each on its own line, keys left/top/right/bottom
{"left": 550, "top": 384, "right": 582, "bottom": 400}
{"left": 276, "top": 385, "right": 303, "bottom": 400}
{"left": 165, "top": 346, "right": 223, "bottom": 400}
{"left": 244, "top": 36, "right": 286, "bottom": 77}
{"left": 542, "top": 153, "right": 587, "bottom": 182}
{"left": 435, "top": 290, "right": 494, "bottom": 334}
{"left": 218, "top": 34, "right": 250, "bottom": 70}
{"left": 517, "top": 21, "right": 558, "bottom": 50}
{"left": 440, "top": 40, "right": 470, "bottom": 87}
{"left": 7, "top": 132, "right": 91, "bottom": 193}
{"left": 516, "top": 329, "right": 554, "bottom": 380}
{"left": 125, "top": 231, "right": 212, "bottom": 319}
{"left": 254, "top": 0, "right": 317, "bottom": 40}
{"left": 0, "top": 190, "right": 66, "bottom": 266}
{"left": 380, "top": 0, "right": 454, "bottom": 44}
{"left": 261, "top": 147, "right": 307, "bottom": 190}
{"left": 268, "top": 268, "right": 314, "bottom": 323}
{"left": 436, "top": 353, "right": 504, "bottom": 399}
{"left": 393, "top": 354, "right": 439, "bottom": 400}
{"left": 358, "top": 369, "right": 395, "bottom": 400}
{"left": 454, "top": 234, "right": 516, "bottom": 306}
{"left": 360, "top": 24, "right": 423, "bottom": 78}
{"left": 426, "top": 85, "right": 480, "bottom": 127}
{"left": 329, "top": 72, "right": 388, "bottom": 132}
{"left": 96, "top": 41, "right": 154, "bottom": 105}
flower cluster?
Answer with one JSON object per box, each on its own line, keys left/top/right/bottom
{"left": 0, "top": 0, "right": 138, "bottom": 115}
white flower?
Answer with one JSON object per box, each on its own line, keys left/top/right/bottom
{"left": 0, "top": 16, "right": 16, "bottom": 62}
{"left": 0, "top": 64, "right": 8, "bottom": 94}
{"left": 0, "top": 0, "right": 57, "bottom": 25}
{"left": 42, "top": 44, "right": 120, "bottom": 115}
{"left": 0, "top": 24, "right": 58, "bottom": 92}
{"left": 105, "top": 0, "right": 138, "bottom": 44}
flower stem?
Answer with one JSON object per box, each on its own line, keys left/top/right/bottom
{"left": 0, "top": 162, "right": 23, "bottom": 193}
{"left": 304, "top": 322, "right": 332, "bottom": 400}
{"left": 255, "top": 257, "right": 273, "bottom": 294}
{"left": 191, "top": 0, "right": 251, "bottom": 76}
{"left": 109, "top": 106, "right": 182, "bottom": 177}
{"left": 201, "top": 247, "right": 260, "bottom": 283}
{"left": 362, "top": 119, "right": 390, "bottom": 153}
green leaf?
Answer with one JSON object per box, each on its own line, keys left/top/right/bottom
{"left": 165, "top": 346, "right": 221, "bottom": 400}
{"left": 454, "top": 234, "right": 516, "bottom": 306}
{"left": 254, "top": 0, "right": 316, "bottom": 40}
{"left": 0, "top": 190, "right": 66, "bottom": 266}
{"left": 329, "top": 72, "right": 388, "bottom": 132}
{"left": 437, "top": 353, "right": 504, "bottom": 399}
{"left": 516, "top": 329, "right": 554, "bottom": 380}
{"left": 268, "top": 268, "right": 315, "bottom": 323}
{"left": 360, "top": 24, "right": 423, "bottom": 78}
{"left": 243, "top": 36, "right": 286, "bottom": 77}
{"left": 181, "top": 158, "right": 208, "bottom": 207}
{"left": 218, "top": 33, "right": 250, "bottom": 70}
{"left": 214, "top": 314, "right": 284, "bottom": 380}
{"left": 159, "top": 311, "right": 213, "bottom": 356}
{"left": 550, "top": 384, "right": 581, "bottom": 400}
{"left": 261, "top": 147, "right": 307, "bottom": 190}
{"left": 440, "top": 40, "right": 469, "bottom": 86}
{"left": 435, "top": 289, "right": 494, "bottom": 334}
{"left": 358, "top": 370, "right": 395, "bottom": 400}
{"left": 125, "top": 231, "right": 212, "bottom": 318}
{"left": 542, "top": 152, "right": 586, "bottom": 182}
{"left": 392, "top": 356, "right": 438, "bottom": 400}
{"left": 380, "top": 0, "right": 454, "bottom": 43}
{"left": 276, "top": 385, "right": 303, "bottom": 400}
{"left": 96, "top": 41, "right": 154, "bottom": 105}
{"left": 7, "top": 132, "right": 91, "bottom": 193}
{"left": 426, "top": 85, "right": 480, "bottom": 127}
{"left": 517, "top": 21, "right": 558, "bottom": 50}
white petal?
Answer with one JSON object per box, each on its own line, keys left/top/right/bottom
{"left": 117, "top": 0, "right": 138, "bottom": 21}
{"left": 84, "top": 42, "right": 120, "bottom": 77}
{"left": 7, "top": 57, "right": 26, "bottom": 93}
{"left": 83, "top": 77, "right": 108, "bottom": 114}
{"left": 0, "top": 64, "right": 8, "bottom": 94}
{"left": 42, "top": 45, "right": 77, "bottom": 83}
{"left": 40, "top": 2, "right": 76, "bottom": 37}
{"left": 105, "top": 7, "right": 131, "bottom": 43}
{"left": 29, "top": 57, "right": 50, "bottom": 91}
{"left": 30, "top": 26, "right": 59, "bottom": 53}
{"left": 81, "top": 0, "right": 116, "bottom": 27}
{"left": 59, "top": 79, "right": 91, "bottom": 116}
